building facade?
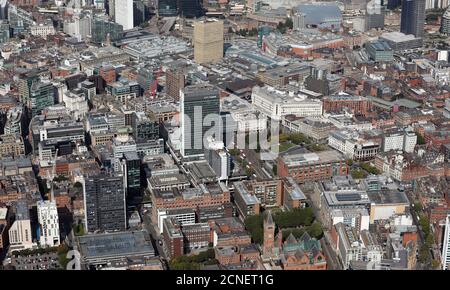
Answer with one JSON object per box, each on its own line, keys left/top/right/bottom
{"left": 83, "top": 173, "right": 126, "bottom": 232}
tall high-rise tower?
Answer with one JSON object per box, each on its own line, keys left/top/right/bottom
{"left": 400, "top": 0, "right": 425, "bottom": 38}
{"left": 180, "top": 84, "right": 220, "bottom": 158}
{"left": 115, "top": 0, "right": 133, "bottom": 30}
{"left": 37, "top": 200, "right": 60, "bottom": 247}
{"left": 193, "top": 18, "right": 224, "bottom": 64}
{"left": 83, "top": 173, "right": 126, "bottom": 233}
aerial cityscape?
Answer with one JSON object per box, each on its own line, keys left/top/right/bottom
{"left": 0, "top": 0, "right": 449, "bottom": 274}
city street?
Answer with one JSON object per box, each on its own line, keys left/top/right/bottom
{"left": 143, "top": 212, "right": 168, "bottom": 263}
{"left": 240, "top": 149, "right": 272, "bottom": 179}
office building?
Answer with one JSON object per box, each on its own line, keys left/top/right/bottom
{"left": 233, "top": 181, "right": 261, "bottom": 220}
{"left": 179, "top": 0, "right": 203, "bottom": 18}
{"left": 131, "top": 112, "right": 159, "bottom": 141}
{"left": 322, "top": 93, "right": 372, "bottom": 116}
{"left": 63, "top": 12, "right": 92, "bottom": 40}
{"left": 277, "top": 150, "right": 348, "bottom": 183}
{"left": 7, "top": 4, "right": 36, "bottom": 35}
{"left": 121, "top": 151, "right": 141, "bottom": 197}
{"left": 193, "top": 19, "right": 224, "bottom": 64}
{"left": 379, "top": 32, "right": 423, "bottom": 51}
{"left": 382, "top": 128, "right": 417, "bottom": 153}
{"left": 165, "top": 67, "right": 185, "bottom": 100}
{"left": 4, "top": 106, "right": 25, "bottom": 136}
{"left": 441, "top": 6, "right": 450, "bottom": 35}
{"left": 158, "top": 0, "right": 178, "bottom": 16}
{"left": 365, "top": 40, "right": 394, "bottom": 62}
{"left": 162, "top": 217, "right": 184, "bottom": 258}
{"left": 133, "top": 0, "right": 149, "bottom": 27}
{"left": 91, "top": 16, "right": 123, "bottom": 44}
{"left": 157, "top": 208, "right": 196, "bottom": 234}
{"left": 180, "top": 84, "right": 220, "bottom": 158}
{"left": 8, "top": 200, "right": 34, "bottom": 250}
{"left": 366, "top": 0, "right": 385, "bottom": 30}
{"left": 29, "top": 81, "right": 55, "bottom": 118}
{"left": 0, "top": 21, "right": 9, "bottom": 43}
{"left": 251, "top": 86, "right": 323, "bottom": 121}
{"left": 37, "top": 200, "right": 60, "bottom": 247}
{"left": 293, "top": 12, "right": 306, "bottom": 30}
{"left": 83, "top": 173, "right": 126, "bottom": 233}
{"left": 115, "top": 0, "right": 134, "bottom": 30}
{"left": 400, "top": 0, "right": 425, "bottom": 38}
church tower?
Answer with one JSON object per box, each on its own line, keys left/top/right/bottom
{"left": 263, "top": 210, "right": 275, "bottom": 257}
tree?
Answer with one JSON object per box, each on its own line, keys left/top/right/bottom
{"left": 277, "top": 22, "right": 286, "bottom": 34}
{"left": 418, "top": 245, "right": 431, "bottom": 264}
{"left": 359, "top": 162, "right": 380, "bottom": 175}
{"left": 417, "top": 133, "right": 426, "bottom": 145}
{"left": 413, "top": 202, "right": 423, "bottom": 212}
{"left": 426, "top": 234, "right": 434, "bottom": 247}
{"left": 285, "top": 18, "right": 293, "bottom": 30}
{"left": 244, "top": 214, "right": 264, "bottom": 244}
{"left": 431, "top": 259, "right": 441, "bottom": 269}
{"left": 272, "top": 164, "right": 278, "bottom": 176}
{"left": 306, "top": 222, "right": 323, "bottom": 239}
{"left": 351, "top": 170, "right": 366, "bottom": 179}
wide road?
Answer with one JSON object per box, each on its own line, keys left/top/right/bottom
{"left": 241, "top": 149, "right": 272, "bottom": 179}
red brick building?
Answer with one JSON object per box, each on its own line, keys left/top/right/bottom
{"left": 322, "top": 95, "right": 372, "bottom": 116}
{"left": 278, "top": 150, "right": 348, "bottom": 183}
{"left": 99, "top": 66, "right": 117, "bottom": 84}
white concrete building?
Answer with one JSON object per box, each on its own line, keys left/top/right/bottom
{"left": 37, "top": 200, "right": 60, "bottom": 247}
{"left": 328, "top": 129, "right": 380, "bottom": 160}
{"left": 382, "top": 128, "right": 417, "bottom": 153}
{"left": 221, "top": 94, "right": 267, "bottom": 132}
{"left": 157, "top": 209, "right": 196, "bottom": 234}
{"left": 63, "top": 13, "right": 92, "bottom": 40}
{"left": 62, "top": 90, "right": 89, "bottom": 120}
{"left": 115, "top": 0, "right": 133, "bottom": 30}
{"left": 4, "top": 106, "right": 24, "bottom": 135}
{"left": 251, "top": 86, "right": 323, "bottom": 121}
{"left": 8, "top": 201, "right": 34, "bottom": 250}
{"left": 30, "top": 23, "right": 56, "bottom": 39}
{"left": 330, "top": 208, "right": 370, "bottom": 233}
{"left": 112, "top": 136, "right": 137, "bottom": 171}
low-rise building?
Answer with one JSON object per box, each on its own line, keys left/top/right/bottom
{"left": 278, "top": 150, "right": 348, "bottom": 183}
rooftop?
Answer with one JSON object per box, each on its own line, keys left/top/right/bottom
{"left": 281, "top": 150, "right": 345, "bottom": 167}
{"left": 78, "top": 231, "right": 155, "bottom": 261}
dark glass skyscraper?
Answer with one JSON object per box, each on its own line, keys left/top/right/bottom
{"left": 180, "top": 84, "right": 220, "bottom": 158}
{"left": 83, "top": 173, "right": 126, "bottom": 232}
{"left": 400, "top": 0, "right": 425, "bottom": 38}
{"left": 91, "top": 16, "right": 124, "bottom": 44}
{"left": 122, "top": 152, "right": 141, "bottom": 197}
{"left": 158, "top": 0, "right": 178, "bottom": 16}
{"left": 178, "top": 0, "right": 203, "bottom": 18}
